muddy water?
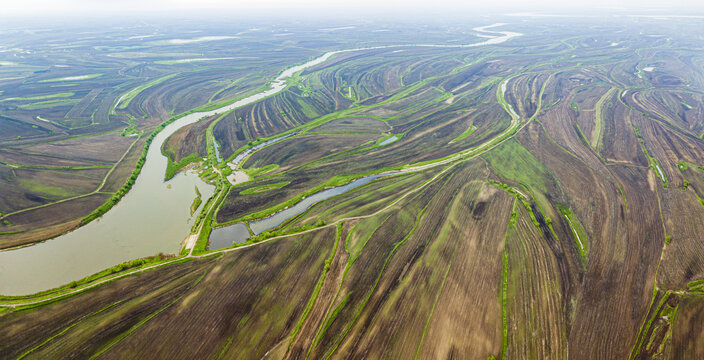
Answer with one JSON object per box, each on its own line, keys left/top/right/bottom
{"left": 209, "top": 223, "right": 250, "bottom": 250}
{"left": 0, "top": 23, "right": 522, "bottom": 295}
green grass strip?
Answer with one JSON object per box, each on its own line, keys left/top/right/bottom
{"left": 290, "top": 223, "right": 342, "bottom": 344}
{"left": 1, "top": 92, "right": 74, "bottom": 102}
{"left": 629, "top": 290, "right": 670, "bottom": 360}
{"left": 164, "top": 153, "right": 201, "bottom": 181}
{"left": 117, "top": 74, "right": 179, "bottom": 110}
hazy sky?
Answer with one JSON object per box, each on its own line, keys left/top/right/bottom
{"left": 3, "top": 0, "right": 704, "bottom": 15}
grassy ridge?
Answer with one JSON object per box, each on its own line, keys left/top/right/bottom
{"left": 117, "top": 74, "right": 179, "bottom": 110}
{"left": 239, "top": 181, "right": 289, "bottom": 195}
{"left": 1, "top": 92, "right": 74, "bottom": 102}
{"left": 190, "top": 186, "right": 202, "bottom": 215}
{"left": 164, "top": 153, "right": 201, "bottom": 181}
{"left": 0, "top": 254, "right": 181, "bottom": 306}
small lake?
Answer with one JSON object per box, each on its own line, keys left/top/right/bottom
{"left": 379, "top": 135, "right": 399, "bottom": 146}
{"left": 209, "top": 223, "right": 250, "bottom": 250}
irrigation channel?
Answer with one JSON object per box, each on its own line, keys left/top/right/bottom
{"left": 210, "top": 174, "right": 390, "bottom": 249}
{"left": 0, "top": 23, "right": 521, "bottom": 296}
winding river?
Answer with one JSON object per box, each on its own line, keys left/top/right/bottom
{"left": 0, "top": 23, "right": 521, "bottom": 296}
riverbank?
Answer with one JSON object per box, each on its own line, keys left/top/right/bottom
{"left": 0, "top": 23, "right": 523, "bottom": 296}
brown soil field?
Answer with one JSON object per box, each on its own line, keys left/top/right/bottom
{"left": 100, "top": 136, "right": 147, "bottom": 193}
{"left": 163, "top": 119, "right": 211, "bottom": 164}
{"left": 0, "top": 193, "right": 112, "bottom": 249}
{"left": 22, "top": 132, "right": 133, "bottom": 164}
{"left": 3, "top": 18, "right": 704, "bottom": 360}
{"left": 0, "top": 229, "right": 333, "bottom": 359}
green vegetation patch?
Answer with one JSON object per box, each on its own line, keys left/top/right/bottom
{"left": 500, "top": 250, "right": 509, "bottom": 360}
{"left": 482, "top": 139, "right": 554, "bottom": 194}
{"left": 677, "top": 160, "right": 688, "bottom": 171}
{"left": 18, "top": 98, "right": 80, "bottom": 110}
{"left": 239, "top": 181, "right": 290, "bottom": 195}
{"left": 651, "top": 161, "right": 669, "bottom": 188}
{"left": 190, "top": 186, "right": 202, "bottom": 215}
{"left": 346, "top": 213, "right": 397, "bottom": 263}
{"left": 629, "top": 290, "right": 675, "bottom": 359}
{"left": 375, "top": 134, "right": 401, "bottom": 146}
{"left": 0, "top": 253, "right": 178, "bottom": 306}
{"left": 17, "top": 178, "right": 81, "bottom": 198}
{"left": 244, "top": 164, "right": 279, "bottom": 178}
{"left": 120, "top": 114, "right": 143, "bottom": 137}
{"left": 632, "top": 124, "right": 668, "bottom": 187}
{"left": 286, "top": 72, "right": 312, "bottom": 96}
{"left": 1, "top": 92, "right": 74, "bottom": 102}
{"left": 687, "top": 279, "right": 704, "bottom": 293}
{"left": 164, "top": 153, "right": 201, "bottom": 181}
{"left": 297, "top": 98, "right": 319, "bottom": 117}
{"left": 117, "top": 73, "right": 178, "bottom": 110}
{"left": 290, "top": 223, "right": 342, "bottom": 340}
{"left": 557, "top": 204, "right": 589, "bottom": 260}
{"left": 451, "top": 123, "right": 477, "bottom": 143}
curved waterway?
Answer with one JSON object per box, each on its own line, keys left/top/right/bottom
{"left": 0, "top": 23, "right": 521, "bottom": 295}
{"left": 210, "top": 174, "right": 388, "bottom": 249}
